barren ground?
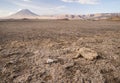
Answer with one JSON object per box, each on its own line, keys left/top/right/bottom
{"left": 0, "top": 20, "right": 120, "bottom": 83}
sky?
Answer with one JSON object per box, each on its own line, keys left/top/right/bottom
{"left": 0, "top": 0, "right": 120, "bottom": 17}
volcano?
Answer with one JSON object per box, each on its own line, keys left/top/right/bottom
{"left": 7, "top": 9, "right": 39, "bottom": 19}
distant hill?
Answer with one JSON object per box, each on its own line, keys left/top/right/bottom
{"left": 55, "top": 13, "right": 120, "bottom": 20}
{"left": 106, "top": 16, "right": 120, "bottom": 21}
{"left": 84, "top": 13, "right": 120, "bottom": 20}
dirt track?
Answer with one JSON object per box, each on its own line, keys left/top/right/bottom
{"left": 0, "top": 20, "right": 120, "bottom": 83}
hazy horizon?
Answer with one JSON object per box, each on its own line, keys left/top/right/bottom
{"left": 0, "top": 0, "right": 120, "bottom": 17}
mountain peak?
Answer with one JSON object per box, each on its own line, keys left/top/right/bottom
{"left": 8, "top": 9, "right": 39, "bottom": 19}
{"left": 19, "top": 9, "right": 32, "bottom": 13}
{"left": 16, "top": 9, "right": 38, "bottom": 16}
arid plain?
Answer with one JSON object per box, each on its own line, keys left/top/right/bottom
{"left": 0, "top": 20, "right": 120, "bottom": 83}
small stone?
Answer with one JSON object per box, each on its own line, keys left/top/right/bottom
{"left": 46, "top": 59, "right": 56, "bottom": 64}
{"left": 63, "top": 62, "right": 74, "bottom": 69}
{"left": 77, "top": 47, "right": 98, "bottom": 60}
{"left": 33, "top": 50, "right": 39, "bottom": 55}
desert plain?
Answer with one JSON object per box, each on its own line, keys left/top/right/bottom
{"left": 0, "top": 19, "right": 120, "bottom": 83}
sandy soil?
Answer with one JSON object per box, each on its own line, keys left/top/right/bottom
{"left": 0, "top": 20, "right": 120, "bottom": 83}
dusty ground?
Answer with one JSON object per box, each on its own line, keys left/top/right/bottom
{"left": 0, "top": 20, "right": 120, "bottom": 83}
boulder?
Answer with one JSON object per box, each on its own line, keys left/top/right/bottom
{"left": 77, "top": 47, "right": 98, "bottom": 60}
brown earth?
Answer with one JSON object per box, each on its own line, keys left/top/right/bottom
{"left": 0, "top": 20, "right": 120, "bottom": 83}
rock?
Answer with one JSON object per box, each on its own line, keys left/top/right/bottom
{"left": 73, "top": 53, "right": 81, "bottom": 59}
{"left": 46, "top": 59, "right": 54, "bottom": 63}
{"left": 77, "top": 47, "right": 98, "bottom": 60}
{"left": 46, "top": 59, "right": 57, "bottom": 64}
{"left": 33, "top": 50, "right": 39, "bottom": 55}
{"left": 63, "top": 62, "right": 74, "bottom": 69}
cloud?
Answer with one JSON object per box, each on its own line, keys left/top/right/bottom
{"left": 50, "top": 6, "right": 66, "bottom": 10}
{"left": 12, "top": 1, "right": 66, "bottom": 14}
{"left": 0, "top": 10, "right": 14, "bottom": 17}
{"left": 23, "top": 0, "right": 31, "bottom": 2}
{"left": 14, "top": 2, "right": 65, "bottom": 10}
{"left": 61, "top": 0, "right": 99, "bottom": 4}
